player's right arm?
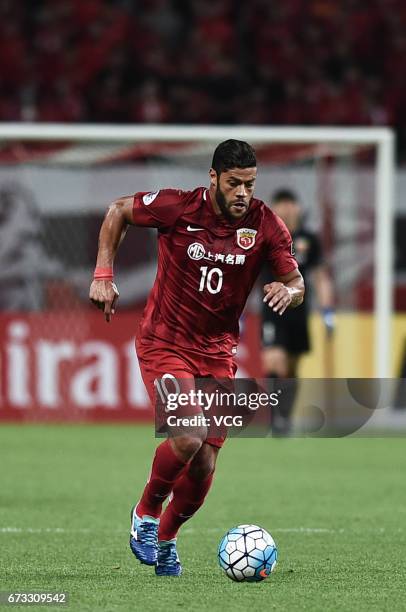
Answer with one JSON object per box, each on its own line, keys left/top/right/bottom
{"left": 90, "top": 189, "right": 189, "bottom": 321}
{"left": 89, "top": 196, "right": 134, "bottom": 322}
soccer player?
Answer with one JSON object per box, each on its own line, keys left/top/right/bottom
{"left": 89, "top": 140, "right": 304, "bottom": 576}
{"left": 261, "top": 188, "right": 334, "bottom": 435}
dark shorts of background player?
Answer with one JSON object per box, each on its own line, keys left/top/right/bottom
{"left": 262, "top": 303, "right": 310, "bottom": 355}
{"left": 135, "top": 336, "right": 237, "bottom": 448}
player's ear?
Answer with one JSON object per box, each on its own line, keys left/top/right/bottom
{"left": 209, "top": 168, "right": 217, "bottom": 188}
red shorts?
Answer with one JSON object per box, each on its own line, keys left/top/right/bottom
{"left": 136, "top": 338, "right": 237, "bottom": 448}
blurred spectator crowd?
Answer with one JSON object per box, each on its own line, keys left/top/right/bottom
{"left": 1, "top": 0, "right": 406, "bottom": 152}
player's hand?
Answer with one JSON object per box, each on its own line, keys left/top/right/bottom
{"left": 89, "top": 280, "right": 119, "bottom": 323}
{"left": 263, "top": 282, "right": 293, "bottom": 316}
{"left": 322, "top": 308, "right": 335, "bottom": 337}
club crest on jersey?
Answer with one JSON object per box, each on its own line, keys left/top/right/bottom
{"left": 142, "top": 191, "right": 159, "bottom": 206}
{"left": 236, "top": 228, "right": 257, "bottom": 250}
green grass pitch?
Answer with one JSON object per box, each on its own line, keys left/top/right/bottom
{"left": 0, "top": 425, "right": 405, "bottom": 611}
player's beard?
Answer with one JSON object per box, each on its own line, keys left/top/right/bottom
{"left": 216, "top": 185, "right": 248, "bottom": 222}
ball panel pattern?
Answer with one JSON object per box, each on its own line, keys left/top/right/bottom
{"left": 218, "top": 525, "right": 277, "bottom": 583}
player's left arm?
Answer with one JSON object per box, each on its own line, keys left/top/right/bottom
{"left": 264, "top": 209, "right": 304, "bottom": 315}
{"left": 263, "top": 268, "right": 305, "bottom": 315}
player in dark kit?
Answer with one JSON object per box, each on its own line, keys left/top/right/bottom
{"left": 261, "top": 189, "right": 334, "bottom": 435}
{"left": 89, "top": 140, "right": 305, "bottom": 576}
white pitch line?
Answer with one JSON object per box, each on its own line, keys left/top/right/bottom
{"left": 0, "top": 526, "right": 398, "bottom": 535}
{"left": 0, "top": 527, "right": 92, "bottom": 534}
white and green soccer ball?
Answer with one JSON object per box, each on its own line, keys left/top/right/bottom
{"left": 218, "top": 524, "right": 277, "bottom": 582}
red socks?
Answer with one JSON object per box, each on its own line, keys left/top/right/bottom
{"left": 136, "top": 440, "right": 186, "bottom": 519}
{"left": 158, "top": 467, "right": 214, "bottom": 541}
{"left": 136, "top": 439, "right": 215, "bottom": 538}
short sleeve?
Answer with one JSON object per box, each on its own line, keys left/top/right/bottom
{"left": 266, "top": 211, "right": 298, "bottom": 277}
{"left": 132, "top": 189, "right": 188, "bottom": 228}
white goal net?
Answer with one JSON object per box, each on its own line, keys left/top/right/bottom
{"left": 0, "top": 124, "right": 395, "bottom": 418}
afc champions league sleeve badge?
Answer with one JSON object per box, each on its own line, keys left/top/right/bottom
{"left": 142, "top": 191, "right": 159, "bottom": 206}
{"left": 236, "top": 228, "right": 257, "bottom": 250}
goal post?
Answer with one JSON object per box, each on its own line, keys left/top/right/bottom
{"left": 0, "top": 123, "right": 395, "bottom": 378}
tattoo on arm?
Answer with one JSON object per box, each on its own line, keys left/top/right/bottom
{"left": 290, "top": 293, "right": 303, "bottom": 308}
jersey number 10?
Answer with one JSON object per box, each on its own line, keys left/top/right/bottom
{"left": 199, "top": 266, "right": 223, "bottom": 294}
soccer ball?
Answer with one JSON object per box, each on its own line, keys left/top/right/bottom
{"left": 218, "top": 524, "right": 277, "bottom": 582}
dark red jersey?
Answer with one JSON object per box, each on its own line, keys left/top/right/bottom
{"left": 133, "top": 187, "right": 297, "bottom": 357}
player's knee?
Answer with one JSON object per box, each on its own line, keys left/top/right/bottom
{"left": 172, "top": 435, "right": 203, "bottom": 460}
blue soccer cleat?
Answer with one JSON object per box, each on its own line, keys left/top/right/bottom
{"left": 155, "top": 540, "right": 182, "bottom": 576}
{"left": 129, "top": 505, "right": 159, "bottom": 566}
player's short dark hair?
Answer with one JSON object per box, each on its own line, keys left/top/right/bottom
{"left": 211, "top": 140, "right": 256, "bottom": 175}
{"left": 271, "top": 189, "right": 299, "bottom": 204}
